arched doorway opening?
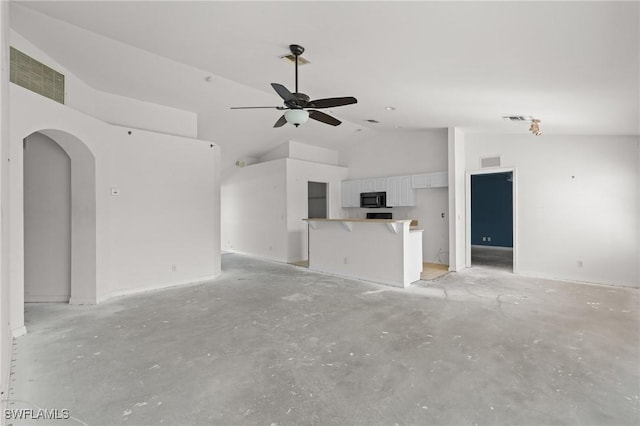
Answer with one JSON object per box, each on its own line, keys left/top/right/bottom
{"left": 23, "top": 129, "right": 96, "bottom": 305}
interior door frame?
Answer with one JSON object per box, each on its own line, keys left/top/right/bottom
{"left": 306, "top": 181, "right": 329, "bottom": 262}
{"left": 465, "top": 167, "right": 518, "bottom": 273}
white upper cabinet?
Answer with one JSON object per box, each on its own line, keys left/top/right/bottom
{"left": 341, "top": 180, "right": 362, "bottom": 207}
{"left": 399, "top": 175, "right": 417, "bottom": 206}
{"left": 386, "top": 176, "right": 400, "bottom": 207}
{"left": 341, "top": 171, "right": 445, "bottom": 208}
{"left": 412, "top": 173, "right": 431, "bottom": 189}
{"left": 361, "top": 178, "right": 375, "bottom": 193}
{"left": 374, "top": 177, "right": 387, "bottom": 191}
{"left": 430, "top": 171, "right": 448, "bottom": 188}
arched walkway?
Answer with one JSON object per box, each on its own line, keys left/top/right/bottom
{"left": 23, "top": 129, "right": 97, "bottom": 306}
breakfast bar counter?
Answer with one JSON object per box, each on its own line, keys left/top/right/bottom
{"left": 303, "top": 218, "right": 423, "bottom": 288}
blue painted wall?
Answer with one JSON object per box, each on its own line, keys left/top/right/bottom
{"left": 471, "top": 172, "right": 513, "bottom": 247}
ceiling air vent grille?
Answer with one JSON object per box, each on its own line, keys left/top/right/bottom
{"left": 481, "top": 156, "right": 501, "bottom": 168}
{"left": 10, "top": 47, "right": 65, "bottom": 104}
{"left": 502, "top": 115, "right": 531, "bottom": 122}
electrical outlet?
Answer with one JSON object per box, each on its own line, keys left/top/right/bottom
{"left": 171, "top": 264, "right": 177, "bottom": 272}
{"left": 487, "top": 237, "right": 491, "bottom": 242}
{"left": 482, "top": 237, "right": 486, "bottom": 242}
{"left": 577, "top": 260, "right": 583, "bottom": 268}
{"left": 344, "top": 257, "right": 348, "bottom": 264}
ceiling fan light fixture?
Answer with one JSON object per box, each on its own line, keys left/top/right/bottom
{"left": 284, "top": 109, "right": 309, "bottom": 127}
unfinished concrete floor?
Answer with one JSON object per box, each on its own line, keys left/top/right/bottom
{"left": 7, "top": 254, "right": 639, "bottom": 425}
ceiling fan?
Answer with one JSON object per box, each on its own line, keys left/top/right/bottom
{"left": 231, "top": 44, "right": 357, "bottom": 127}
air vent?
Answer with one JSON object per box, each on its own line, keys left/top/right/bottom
{"left": 10, "top": 47, "right": 65, "bottom": 104}
{"left": 481, "top": 156, "right": 501, "bottom": 168}
{"left": 502, "top": 115, "right": 531, "bottom": 122}
{"left": 281, "top": 54, "right": 310, "bottom": 65}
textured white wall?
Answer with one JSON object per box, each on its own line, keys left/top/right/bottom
{"left": 23, "top": 133, "right": 71, "bottom": 302}
{"left": 9, "top": 30, "right": 198, "bottom": 138}
{"left": 10, "top": 84, "right": 221, "bottom": 331}
{"left": 338, "top": 129, "right": 449, "bottom": 264}
{"left": 465, "top": 133, "right": 640, "bottom": 287}
{"left": 0, "top": 0, "right": 12, "bottom": 395}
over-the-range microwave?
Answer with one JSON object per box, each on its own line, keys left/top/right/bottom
{"left": 360, "top": 191, "right": 387, "bottom": 208}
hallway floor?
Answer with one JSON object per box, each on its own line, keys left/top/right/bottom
{"left": 7, "top": 254, "right": 639, "bottom": 425}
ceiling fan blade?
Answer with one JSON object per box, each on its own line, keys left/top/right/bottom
{"left": 271, "top": 83, "right": 297, "bottom": 103}
{"left": 309, "top": 110, "right": 341, "bottom": 126}
{"left": 307, "top": 97, "right": 357, "bottom": 109}
{"left": 230, "top": 106, "right": 283, "bottom": 109}
{"left": 273, "top": 115, "right": 288, "bottom": 128}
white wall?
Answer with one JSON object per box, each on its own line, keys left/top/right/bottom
{"left": 0, "top": 0, "right": 12, "bottom": 397}
{"left": 339, "top": 129, "right": 450, "bottom": 264}
{"left": 10, "top": 30, "right": 198, "bottom": 138}
{"left": 221, "top": 159, "right": 288, "bottom": 262}
{"left": 221, "top": 155, "right": 348, "bottom": 263}
{"left": 106, "top": 129, "right": 220, "bottom": 298}
{"left": 259, "top": 140, "right": 339, "bottom": 166}
{"left": 465, "top": 133, "right": 640, "bottom": 287}
{"left": 24, "top": 132, "right": 71, "bottom": 302}
{"left": 286, "top": 159, "right": 348, "bottom": 262}
{"left": 10, "top": 84, "right": 221, "bottom": 332}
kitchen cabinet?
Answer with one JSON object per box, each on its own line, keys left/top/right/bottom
{"left": 342, "top": 171, "right": 443, "bottom": 208}
{"left": 386, "top": 175, "right": 416, "bottom": 207}
{"left": 386, "top": 176, "right": 400, "bottom": 206}
{"left": 430, "top": 171, "right": 448, "bottom": 188}
{"left": 341, "top": 180, "right": 362, "bottom": 207}
{"left": 361, "top": 177, "right": 387, "bottom": 193}
{"left": 361, "top": 178, "right": 375, "bottom": 193}
{"left": 399, "top": 175, "right": 417, "bottom": 206}
{"left": 374, "top": 177, "right": 387, "bottom": 191}
{"left": 412, "top": 173, "right": 431, "bottom": 189}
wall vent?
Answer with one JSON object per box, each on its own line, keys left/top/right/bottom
{"left": 502, "top": 115, "right": 531, "bottom": 122}
{"left": 10, "top": 47, "right": 65, "bottom": 104}
{"left": 481, "top": 156, "right": 501, "bottom": 168}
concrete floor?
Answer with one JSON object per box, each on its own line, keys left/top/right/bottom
{"left": 471, "top": 245, "right": 513, "bottom": 272}
{"left": 6, "top": 253, "right": 639, "bottom": 426}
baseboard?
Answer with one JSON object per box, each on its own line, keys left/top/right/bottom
{"left": 97, "top": 273, "right": 221, "bottom": 303}
{"left": 25, "top": 295, "right": 70, "bottom": 303}
{"left": 516, "top": 271, "right": 639, "bottom": 289}
{"left": 223, "top": 249, "right": 288, "bottom": 264}
{"left": 68, "top": 297, "right": 97, "bottom": 305}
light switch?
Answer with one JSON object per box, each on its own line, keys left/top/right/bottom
{"left": 111, "top": 187, "right": 120, "bottom": 196}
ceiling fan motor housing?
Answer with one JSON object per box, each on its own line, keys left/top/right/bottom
{"left": 289, "top": 44, "right": 305, "bottom": 56}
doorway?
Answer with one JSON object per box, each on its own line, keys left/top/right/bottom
{"left": 466, "top": 169, "right": 516, "bottom": 272}
{"left": 308, "top": 181, "right": 328, "bottom": 219}
{"left": 23, "top": 132, "right": 72, "bottom": 302}
{"left": 294, "top": 181, "right": 328, "bottom": 268}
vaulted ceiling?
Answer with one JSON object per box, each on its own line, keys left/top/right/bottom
{"left": 9, "top": 1, "right": 640, "bottom": 169}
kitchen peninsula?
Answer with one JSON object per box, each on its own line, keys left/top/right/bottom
{"left": 303, "top": 218, "right": 423, "bottom": 288}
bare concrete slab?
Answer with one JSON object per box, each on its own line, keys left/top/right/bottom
{"left": 6, "top": 254, "right": 639, "bottom": 425}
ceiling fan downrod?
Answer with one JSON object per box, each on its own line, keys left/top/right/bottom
{"left": 289, "top": 44, "right": 305, "bottom": 95}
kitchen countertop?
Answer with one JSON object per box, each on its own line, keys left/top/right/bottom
{"left": 303, "top": 218, "right": 412, "bottom": 223}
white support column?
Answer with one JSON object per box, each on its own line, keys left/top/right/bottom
{"left": 447, "top": 127, "right": 466, "bottom": 271}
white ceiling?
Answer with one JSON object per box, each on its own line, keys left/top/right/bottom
{"left": 9, "top": 1, "right": 640, "bottom": 168}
